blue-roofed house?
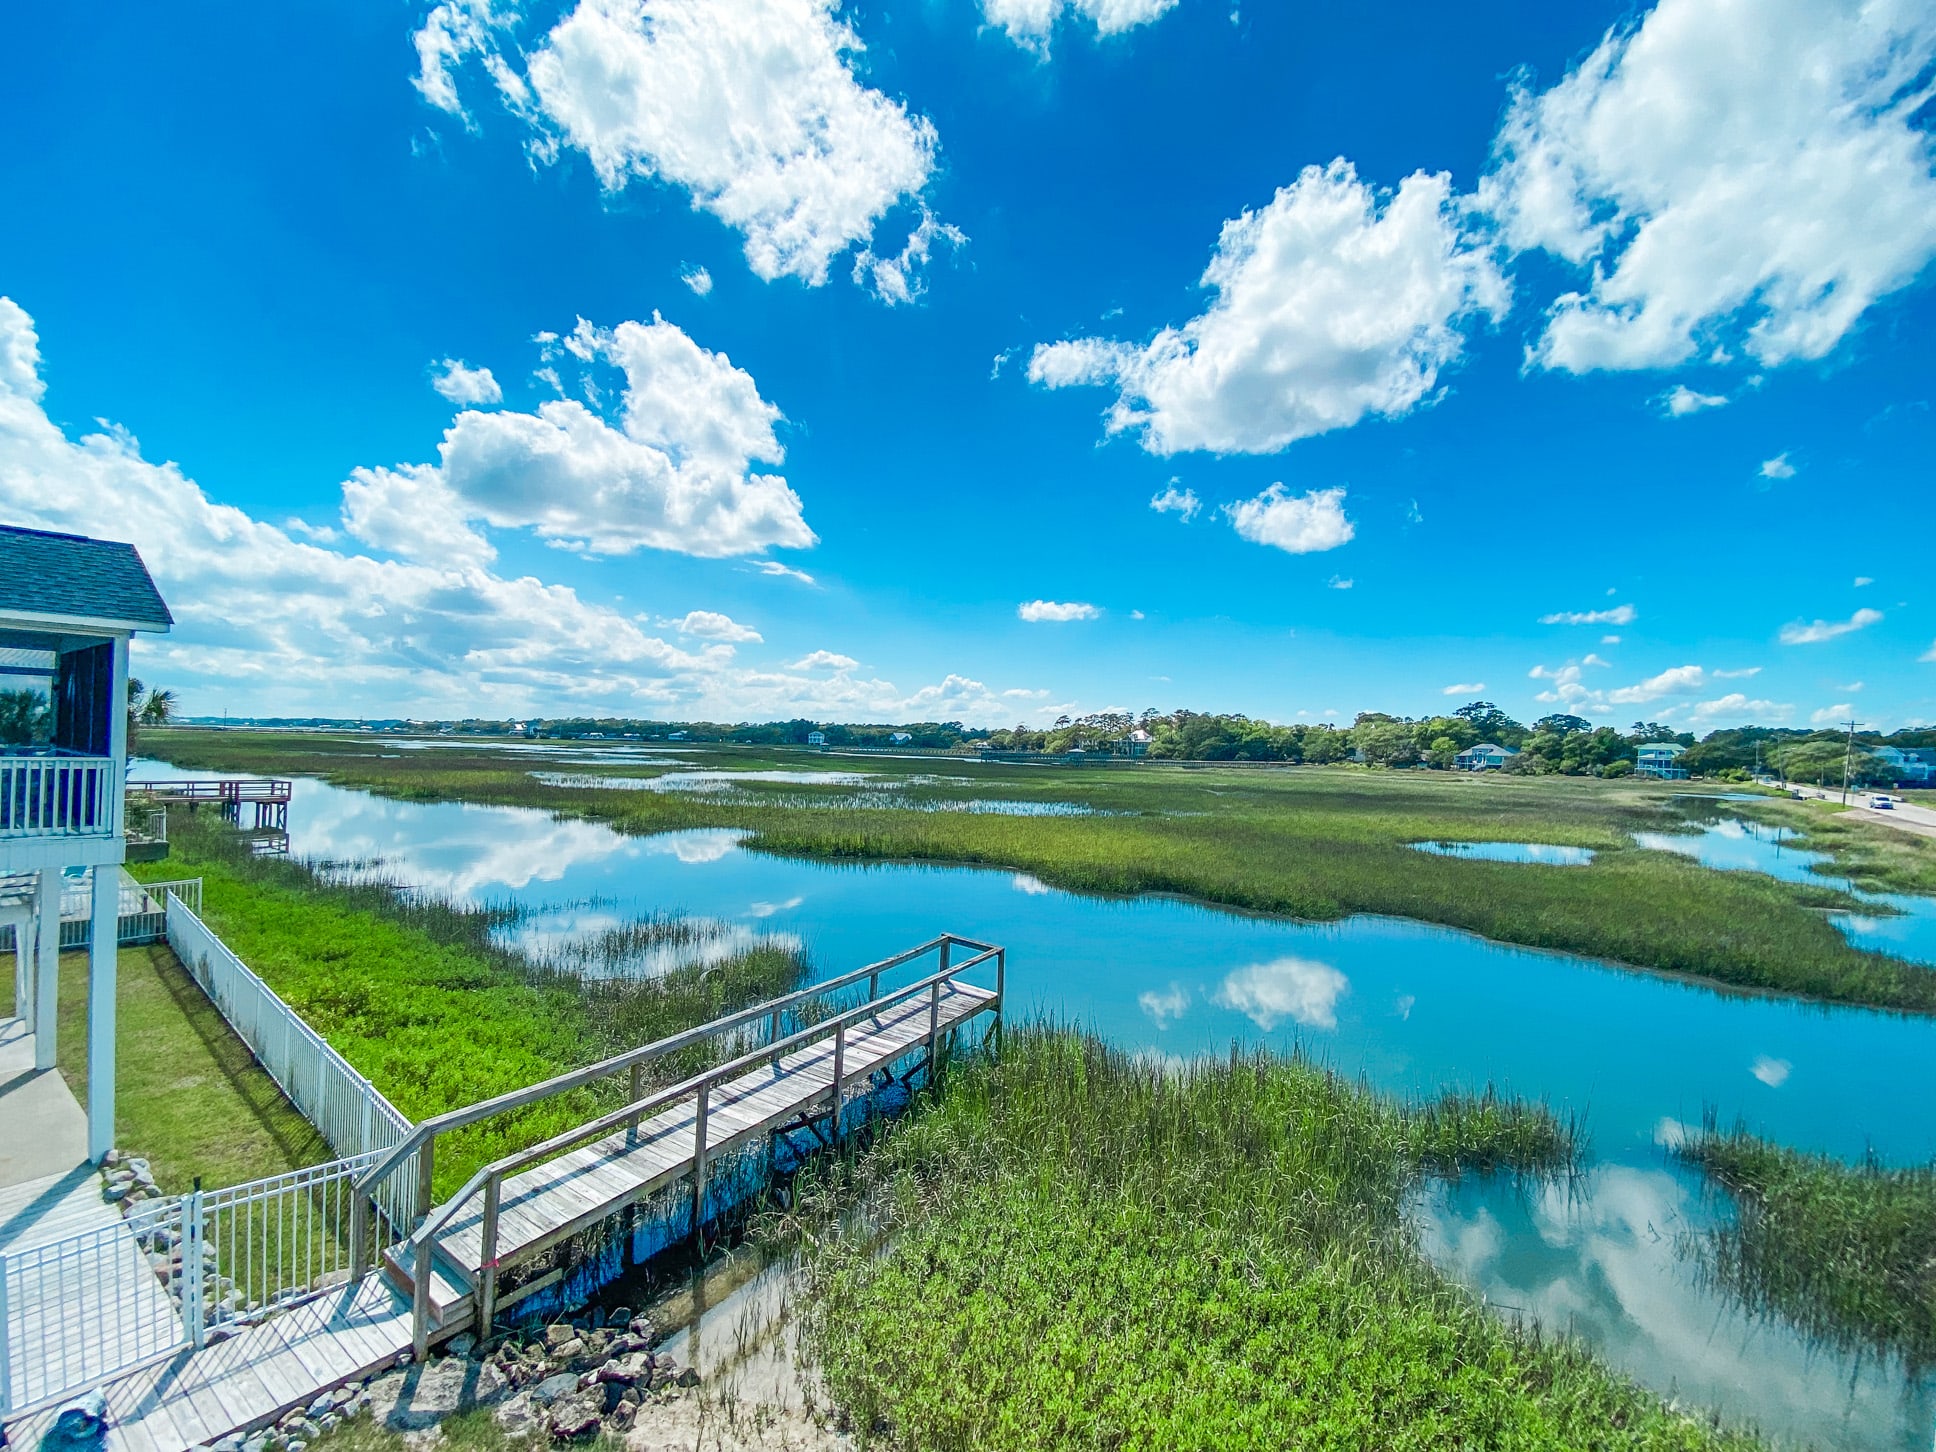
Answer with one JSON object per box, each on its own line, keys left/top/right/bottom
{"left": 1634, "top": 742, "right": 1688, "bottom": 779}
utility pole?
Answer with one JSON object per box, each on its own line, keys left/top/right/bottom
{"left": 1840, "top": 718, "right": 1864, "bottom": 806}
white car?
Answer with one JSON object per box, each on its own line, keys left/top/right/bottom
{"left": 1871, "top": 795, "right": 1895, "bottom": 810}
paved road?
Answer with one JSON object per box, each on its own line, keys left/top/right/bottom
{"left": 1780, "top": 783, "right": 1936, "bottom": 841}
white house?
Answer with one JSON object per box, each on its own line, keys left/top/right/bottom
{"left": 1, "top": 525, "right": 173, "bottom": 1162}
{"left": 889, "top": 731, "right": 913, "bottom": 745}
{"left": 1634, "top": 742, "right": 1688, "bottom": 780}
{"left": 1454, "top": 742, "right": 1517, "bottom": 770}
{"left": 1120, "top": 729, "right": 1153, "bottom": 759}
{"left": 807, "top": 730, "right": 827, "bottom": 746}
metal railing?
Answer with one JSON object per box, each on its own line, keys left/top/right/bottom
{"left": 0, "top": 873, "right": 200, "bottom": 956}
{"left": 0, "top": 1154, "right": 385, "bottom": 1419}
{"left": 0, "top": 752, "right": 117, "bottom": 838}
{"left": 166, "top": 897, "right": 417, "bottom": 1227}
{"left": 189, "top": 1152, "right": 384, "bottom": 1344}
{"left": 353, "top": 933, "right": 1003, "bottom": 1352}
{"left": 0, "top": 1197, "right": 186, "bottom": 1419}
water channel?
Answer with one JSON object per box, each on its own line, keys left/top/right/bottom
{"left": 134, "top": 763, "right": 1936, "bottom": 1449}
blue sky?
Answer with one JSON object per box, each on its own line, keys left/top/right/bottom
{"left": 2, "top": 0, "right": 1932, "bottom": 730}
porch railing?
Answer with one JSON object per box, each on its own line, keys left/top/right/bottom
{"left": 0, "top": 753, "right": 118, "bottom": 839}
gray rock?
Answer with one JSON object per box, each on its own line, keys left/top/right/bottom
{"left": 241, "top": 1435, "right": 270, "bottom": 1452}
{"left": 605, "top": 1305, "right": 632, "bottom": 1328}
{"left": 213, "top": 1436, "right": 243, "bottom": 1452}
{"left": 627, "top": 1315, "right": 653, "bottom": 1337}
{"left": 368, "top": 1357, "right": 508, "bottom": 1431}
{"left": 446, "top": 1332, "right": 476, "bottom": 1359}
{"left": 596, "top": 1352, "right": 652, "bottom": 1385}
{"left": 552, "top": 1336, "right": 586, "bottom": 1362}
{"left": 542, "top": 1323, "right": 578, "bottom": 1351}
{"left": 545, "top": 1390, "right": 604, "bottom": 1440}
{"left": 305, "top": 1390, "right": 337, "bottom": 1418}
{"left": 608, "top": 1400, "right": 638, "bottom": 1432}
{"left": 675, "top": 1366, "right": 701, "bottom": 1388}
{"left": 530, "top": 1372, "right": 580, "bottom": 1407}
{"left": 493, "top": 1392, "right": 541, "bottom": 1435}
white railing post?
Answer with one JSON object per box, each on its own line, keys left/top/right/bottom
{"left": 1, "top": 1249, "right": 13, "bottom": 1418}
{"left": 183, "top": 1182, "right": 207, "bottom": 1350}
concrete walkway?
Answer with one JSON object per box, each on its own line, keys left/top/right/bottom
{"left": 0, "top": 1015, "right": 90, "bottom": 1190}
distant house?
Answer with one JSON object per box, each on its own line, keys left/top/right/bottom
{"left": 1119, "top": 728, "right": 1153, "bottom": 759}
{"left": 889, "top": 731, "right": 913, "bottom": 744}
{"left": 667, "top": 730, "right": 687, "bottom": 741}
{"left": 1634, "top": 742, "right": 1688, "bottom": 780}
{"left": 1454, "top": 742, "right": 1518, "bottom": 771}
{"left": 806, "top": 731, "right": 826, "bottom": 747}
{"left": 1873, "top": 745, "right": 1936, "bottom": 785}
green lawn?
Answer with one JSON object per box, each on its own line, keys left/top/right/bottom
{"left": 0, "top": 943, "right": 328, "bottom": 1192}
{"left": 780, "top": 1028, "right": 1760, "bottom": 1452}
{"left": 137, "top": 729, "right": 1936, "bottom": 1015}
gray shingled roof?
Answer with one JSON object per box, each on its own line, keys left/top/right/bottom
{"left": 0, "top": 525, "right": 173, "bottom": 629}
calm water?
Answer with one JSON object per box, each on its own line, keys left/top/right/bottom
{"left": 134, "top": 763, "right": 1936, "bottom": 1447}
{"left": 1411, "top": 840, "right": 1596, "bottom": 865}
{"left": 1636, "top": 816, "right": 1936, "bottom": 966}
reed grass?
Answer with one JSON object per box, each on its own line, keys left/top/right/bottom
{"left": 140, "top": 729, "right": 1936, "bottom": 1014}
{"left": 1677, "top": 1123, "right": 1936, "bottom": 1371}
{"left": 769, "top": 1027, "right": 1755, "bottom": 1451}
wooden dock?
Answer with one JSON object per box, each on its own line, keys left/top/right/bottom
{"left": 2, "top": 935, "right": 1003, "bottom": 1451}
{"left": 130, "top": 779, "right": 291, "bottom": 830}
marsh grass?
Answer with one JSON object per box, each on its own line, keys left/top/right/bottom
{"left": 135, "top": 812, "right": 806, "bottom": 1193}
{"left": 141, "top": 730, "right": 1936, "bottom": 1014}
{"left": 761, "top": 1027, "right": 1758, "bottom": 1451}
{"left": 1678, "top": 1123, "right": 1936, "bottom": 1371}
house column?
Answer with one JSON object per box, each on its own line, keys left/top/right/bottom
{"left": 34, "top": 868, "right": 59, "bottom": 1069}
{"left": 87, "top": 866, "right": 118, "bottom": 1161}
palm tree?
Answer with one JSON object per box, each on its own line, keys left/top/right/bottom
{"left": 139, "top": 689, "right": 178, "bottom": 726}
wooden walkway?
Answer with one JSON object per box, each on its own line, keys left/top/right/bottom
{"left": 399, "top": 978, "right": 996, "bottom": 1335}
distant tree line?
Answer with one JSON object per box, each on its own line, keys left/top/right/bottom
{"left": 151, "top": 704, "right": 1935, "bottom": 786}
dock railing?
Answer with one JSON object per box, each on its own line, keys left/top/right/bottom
{"left": 349, "top": 933, "right": 1004, "bottom": 1350}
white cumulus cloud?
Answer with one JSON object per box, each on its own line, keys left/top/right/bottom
{"left": 1780, "top": 608, "right": 1883, "bottom": 644}
{"left": 1659, "top": 384, "right": 1727, "bottom": 417}
{"left": 412, "top": 313, "right": 815, "bottom": 559}
{"left": 1225, "top": 484, "right": 1354, "bottom": 555}
{"left": 668, "top": 610, "right": 762, "bottom": 643}
{"left": 983, "top": 0, "right": 1177, "bottom": 53}
{"left": 1481, "top": 0, "right": 1936, "bottom": 373}
{"left": 1018, "top": 599, "right": 1101, "bottom": 622}
{"left": 1811, "top": 703, "right": 1857, "bottom": 725}
{"left": 431, "top": 358, "right": 503, "bottom": 405}
{"left": 416, "top": 0, "right": 950, "bottom": 290}
{"left": 1149, "top": 484, "right": 1201, "bottom": 521}
{"left": 1028, "top": 159, "right": 1507, "bottom": 454}
{"left": 788, "top": 649, "right": 859, "bottom": 671}
{"left": 1760, "top": 453, "right": 1797, "bottom": 480}
{"left": 1442, "top": 682, "right": 1486, "bottom": 696}
{"left": 681, "top": 265, "right": 713, "bottom": 297}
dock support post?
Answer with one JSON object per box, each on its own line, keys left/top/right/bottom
{"left": 87, "top": 866, "right": 118, "bottom": 1162}
{"left": 413, "top": 1246, "right": 432, "bottom": 1358}
{"left": 478, "top": 1175, "right": 501, "bottom": 1334}
{"left": 415, "top": 1137, "right": 437, "bottom": 1228}
{"left": 690, "top": 1083, "right": 710, "bottom": 1250}
{"left": 829, "top": 1022, "right": 846, "bottom": 1139}
{"left": 627, "top": 1062, "right": 644, "bottom": 1144}
{"left": 926, "top": 980, "right": 941, "bottom": 1086}
{"left": 993, "top": 948, "right": 1006, "bottom": 1059}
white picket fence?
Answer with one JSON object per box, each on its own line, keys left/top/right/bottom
{"left": 165, "top": 898, "right": 419, "bottom": 1226}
